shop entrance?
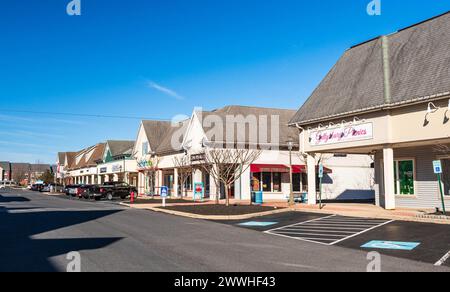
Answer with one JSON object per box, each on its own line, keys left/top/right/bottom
{"left": 163, "top": 172, "right": 175, "bottom": 196}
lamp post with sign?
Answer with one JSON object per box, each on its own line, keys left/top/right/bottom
{"left": 318, "top": 163, "right": 324, "bottom": 209}
{"left": 287, "top": 139, "right": 294, "bottom": 206}
{"left": 433, "top": 160, "right": 446, "bottom": 214}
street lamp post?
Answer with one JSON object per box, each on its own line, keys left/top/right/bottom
{"left": 287, "top": 139, "right": 294, "bottom": 206}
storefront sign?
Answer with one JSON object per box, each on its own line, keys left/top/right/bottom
{"left": 112, "top": 165, "right": 122, "bottom": 173}
{"left": 137, "top": 159, "right": 154, "bottom": 169}
{"left": 99, "top": 167, "right": 107, "bottom": 174}
{"left": 191, "top": 153, "right": 206, "bottom": 163}
{"left": 310, "top": 122, "right": 373, "bottom": 146}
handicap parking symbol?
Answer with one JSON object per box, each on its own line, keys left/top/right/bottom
{"left": 362, "top": 241, "right": 420, "bottom": 251}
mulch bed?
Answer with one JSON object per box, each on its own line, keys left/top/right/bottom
{"left": 129, "top": 198, "right": 208, "bottom": 205}
{"left": 432, "top": 211, "right": 450, "bottom": 216}
{"left": 156, "top": 204, "right": 282, "bottom": 216}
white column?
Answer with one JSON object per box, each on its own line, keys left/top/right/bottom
{"left": 113, "top": 174, "right": 119, "bottom": 182}
{"left": 157, "top": 170, "right": 163, "bottom": 195}
{"left": 210, "top": 165, "right": 219, "bottom": 200}
{"left": 173, "top": 168, "right": 179, "bottom": 197}
{"left": 307, "top": 154, "right": 317, "bottom": 205}
{"left": 239, "top": 166, "right": 251, "bottom": 201}
{"left": 383, "top": 147, "right": 396, "bottom": 210}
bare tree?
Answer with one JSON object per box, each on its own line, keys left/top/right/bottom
{"left": 173, "top": 155, "right": 194, "bottom": 198}
{"left": 12, "top": 170, "right": 27, "bottom": 186}
{"left": 136, "top": 155, "right": 160, "bottom": 198}
{"left": 198, "top": 148, "right": 261, "bottom": 207}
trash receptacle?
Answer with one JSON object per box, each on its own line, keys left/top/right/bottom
{"left": 254, "top": 191, "right": 263, "bottom": 205}
{"left": 251, "top": 192, "right": 256, "bottom": 203}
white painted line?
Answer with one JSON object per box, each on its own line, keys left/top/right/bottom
{"left": 283, "top": 225, "right": 369, "bottom": 231}
{"left": 273, "top": 231, "right": 347, "bottom": 237}
{"left": 302, "top": 223, "right": 382, "bottom": 227}
{"left": 265, "top": 215, "right": 337, "bottom": 233}
{"left": 435, "top": 251, "right": 450, "bottom": 266}
{"left": 280, "top": 228, "right": 356, "bottom": 234}
{"left": 318, "top": 220, "right": 387, "bottom": 224}
{"left": 329, "top": 220, "right": 395, "bottom": 245}
{"left": 265, "top": 231, "right": 334, "bottom": 246}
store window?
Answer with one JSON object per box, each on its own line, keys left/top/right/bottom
{"left": 262, "top": 172, "right": 272, "bottom": 192}
{"left": 394, "top": 160, "right": 415, "bottom": 195}
{"left": 142, "top": 142, "right": 149, "bottom": 155}
{"left": 293, "top": 173, "right": 308, "bottom": 192}
{"left": 252, "top": 172, "right": 283, "bottom": 193}
{"left": 273, "top": 173, "right": 282, "bottom": 192}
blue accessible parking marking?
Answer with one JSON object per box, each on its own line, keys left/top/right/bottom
{"left": 362, "top": 241, "right": 421, "bottom": 251}
{"left": 239, "top": 221, "right": 278, "bottom": 227}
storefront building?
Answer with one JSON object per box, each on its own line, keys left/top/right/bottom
{"left": 134, "top": 105, "right": 374, "bottom": 201}
{"left": 96, "top": 140, "right": 138, "bottom": 186}
{"left": 289, "top": 12, "right": 450, "bottom": 210}
{"left": 63, "top": 143, "right": 106, "bottom": 185}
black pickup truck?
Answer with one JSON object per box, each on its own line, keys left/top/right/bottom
{"left": 91, "top": 182, "right": 138, "bottom": 201}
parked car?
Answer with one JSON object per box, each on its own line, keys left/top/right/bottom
{"left": 31, "top": 184, "right": 44, "bottom": 192}
{"left": 95, "top": 182, "right": 138, "bottom": 201}
{"left": 65, "top": 185, "right": 83, "bottom": 197}
{"left": 80, "top": 185, "right": 100, "bottom": 200}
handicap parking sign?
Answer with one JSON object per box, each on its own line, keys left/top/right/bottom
{"left": 160, "top": 186, "right": 169, "bottom": 198}
{"left": 433, "top": 160, "right": 443, "bottom": 174}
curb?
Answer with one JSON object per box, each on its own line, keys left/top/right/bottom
{"left": 120, "top": 203, "right": 290, "bottom": 220}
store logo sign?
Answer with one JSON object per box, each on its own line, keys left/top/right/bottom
{"left": 310, "top": 122, "right": 374, "bottom": 146}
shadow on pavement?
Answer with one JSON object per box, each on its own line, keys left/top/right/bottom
{"left": 0, "top": 205, "right": 124, "bottom": 272}
{"left": 0, "top": 195, "right": 30, "bottom": 203}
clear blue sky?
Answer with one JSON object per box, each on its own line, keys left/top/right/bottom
{"left": 0, "top": 0, "right": 449, "bottom": 163}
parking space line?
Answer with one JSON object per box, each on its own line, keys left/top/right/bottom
{"left": 265, "top": 214, "right": 337, "bottom": 232}
{"left": 281, "top": 228, "right": 356, "bottom": 234}
{"left": 274, "top": 231, "right": 347, "bottom": 237}
{"left": 285, "top": 226, "right": 370, "bottom": 231}
{"left": 301, "top": 223, "right": 382, "bottom": 228}
{"left": 265, "top": 215, "right": 394, "bottom": 246}
{"left": 435, "top": 251, "right": 450, "bottom": 266}
{"left": 329, "top": 220, "right": 394, "bottom": 245}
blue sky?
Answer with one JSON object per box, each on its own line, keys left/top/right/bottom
{"left": 0, "top": 0, "right": 449, "bottom": 163}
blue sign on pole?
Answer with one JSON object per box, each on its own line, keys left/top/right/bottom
{"left": 160, "top": 186, "right": 169, "bottom": 198}
{"left": 433, "top": 160, "right": 443, "bottom": 174}
{"left": 361, "top": 241, "right": 421, "bottom": 251}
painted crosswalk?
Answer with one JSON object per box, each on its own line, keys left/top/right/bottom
{"left": 265, "top": 215, "right": 394, "bottom": 245}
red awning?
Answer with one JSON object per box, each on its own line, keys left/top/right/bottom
{"left": 251, "top": 164, "right": 290, "bottom": 173}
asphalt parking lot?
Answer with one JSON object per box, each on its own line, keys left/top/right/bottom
{"left": 216, "top": 211, "right": 450, "bottom": 267}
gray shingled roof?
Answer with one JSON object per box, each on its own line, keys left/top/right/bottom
{"left": 199, "top": 105, "right": 299, "bottom": 147}
{"left": 154, "top": 120, "right": 190, "bottom": 155}
{"left": 107, "top": 140, "right": 135, "bottom": 157}
{"left": 290, "top": 11, "right": 450, "bottom": 125}
{"left": 141, "top": 120, "right": 173, "bottom": 152}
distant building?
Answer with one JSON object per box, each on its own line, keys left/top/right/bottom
{"left": 0, "top": 161, "right": 11, "bottom": 181}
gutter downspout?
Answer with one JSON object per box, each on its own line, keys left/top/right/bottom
{"left": 382, "top": 36, "right": 391, "bottom": 104}
{"left": 382, "top": 35, "right": 393, "bottom": 143}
